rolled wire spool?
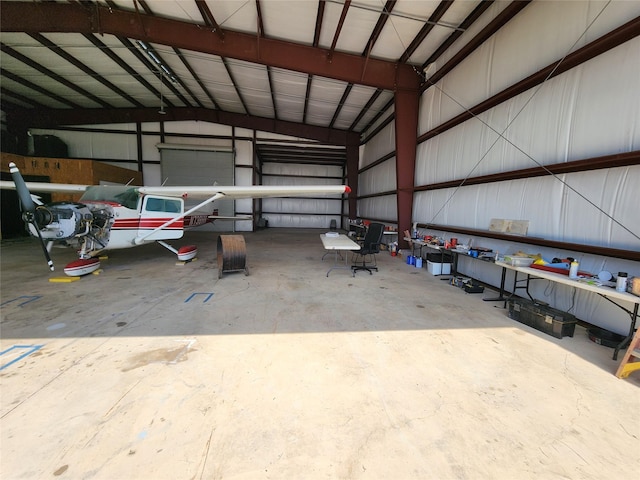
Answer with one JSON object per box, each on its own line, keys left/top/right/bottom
{"left": 217, "top": 235, "right": 249, "bottom": 278}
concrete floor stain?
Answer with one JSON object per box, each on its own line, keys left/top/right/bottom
{"left": 121, "top": 346, "right": 192, "bottom": 372}
{"left": 53, "top": 465, "right": 68, "bottom": 476}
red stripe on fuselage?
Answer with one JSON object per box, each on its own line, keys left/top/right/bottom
{"left": 111, "top": 218, "right": 183, "bottom": 230}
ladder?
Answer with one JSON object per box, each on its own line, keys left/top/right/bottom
{"left": 615, "top": 328, "right": 640, "bottom": 379}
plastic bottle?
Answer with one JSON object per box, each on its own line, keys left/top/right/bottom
{"left": 569, "top": 260, "right": 579, "bottom": 279}
{"left": 416, "top": 257, "right": 423, "bottom": 268}
{"left": 616, "top": 272, "right": 628, "bottom": 292}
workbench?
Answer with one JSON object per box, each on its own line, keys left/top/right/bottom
{"left": 494, "top": 261, "right": 640, "bottom": 360}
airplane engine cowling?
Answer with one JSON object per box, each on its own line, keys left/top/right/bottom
{"left": 27, "top": 202, "right": 95, "bottom": 240}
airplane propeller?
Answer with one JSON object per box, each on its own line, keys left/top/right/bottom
{"left": 9, "top": 162, "right": 55, "bottom": 271}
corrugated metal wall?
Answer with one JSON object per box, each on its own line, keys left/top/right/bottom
{"left": 358, "top": 1, "right": 640, "bottom": 335}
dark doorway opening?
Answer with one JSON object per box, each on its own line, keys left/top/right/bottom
{"left": 1, "top": 172, "right": 51, "bottom": 239}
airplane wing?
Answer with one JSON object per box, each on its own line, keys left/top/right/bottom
{"left": 137, "top": 184, "right": 351, "bottom": 199}
{"left": 0, "top": 180, "right": 90, "bottom": 193}
{"left": 0, "top": 180, "right": 350, "bottom": 198}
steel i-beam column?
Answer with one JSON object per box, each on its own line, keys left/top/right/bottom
{"left": 395, "top": 88, "right": 419, "bottom": 249}
{"left": 345, "top": 139, "right": 359, "bottom": 225}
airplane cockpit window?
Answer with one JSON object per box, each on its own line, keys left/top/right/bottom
{"left": 145, "top": 197, "right": 181, "bottom": 213}
{"left": 80, "top": 186, "right": 139, "bottom": 209}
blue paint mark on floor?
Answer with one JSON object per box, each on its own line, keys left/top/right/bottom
{"left": 0, "top": 345, "right": 44, "bottom": 371}
{"left": 184, "top": 293, "right": 214, "bottom": 303}
{"left": 0, "top": 295, "right": 42, "bottom": 307}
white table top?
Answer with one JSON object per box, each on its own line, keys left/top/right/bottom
{"left": 495, "top": 261, "right": 640, "bottom": 305}
{"left": 320, "top": 233, "right": 361, "bottom": 251}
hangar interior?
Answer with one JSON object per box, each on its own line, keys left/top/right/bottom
{"left": 1, "top": 1, "right": 639, "bottom": 479}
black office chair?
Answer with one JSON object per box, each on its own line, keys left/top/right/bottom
{"left": 351, "top": 222, "right": 385, "bottom": 275}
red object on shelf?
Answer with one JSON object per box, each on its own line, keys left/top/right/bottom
{"left": 530, "top": 264, "right": 590, "bottom": 276}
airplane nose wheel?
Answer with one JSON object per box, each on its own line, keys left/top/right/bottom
{"left": 64, "top": 258, "right": 101, "bottom": 276}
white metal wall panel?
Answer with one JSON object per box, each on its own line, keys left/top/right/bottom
{"left": 226, "top": 59, "right": 274, "bottom": 118}
{"left": 234, "top": 165, "right": 254, "bottom": 232}
{"left": 235, "top": 153, "right": 253, "bottom": 227}
{"left": 255, "top": 131, "right": 309, "bottom": 142}
{"left": 321, "top": 0, "right": 377, "bottom": 54}
{"left": 422, "top": 1, "right": 640, "bottom": 133}
{"left": 567, "top": 41, "right": 640, "bottom": 158}
{"left": 370, "top": 0, "right": 440, "bottom": 61}
{"left": 261, "top": 163, "right": 344, "bottom": 228}
{"left": 361, "top": 121, "right": 395, "bottom": 169}
{"left": 559, "top": 167, "right": 640, "bottom": 249}
{"left": 152, "top": 47, "right": 216, "bottom": 109}
{"left": 406, "top": 1, "right": 481, "bottom": 65}
{"left": 89, "top": 34, "right": 168, "bottom": 107}
{"left": 261, "top": 1, "right": 318, "bottom": 44}
{"left": 262, "top": 198, "right": 340, "bottom": 215}
{"left": 134, "top": 0, "right": 201, "bottom": 23}
{"left": 44, "top": 33, "right": 155, "bottom": 107}
{"left": 29, "top": 126, "right": 138, "bottom": 160}
{"left": 351, "top": 90, "right": 395, "bottom": 132}
{"left": 235, "top": 140, "right": 254, "bottom": 167}
{"left": 1, "top": 33, "right": 130, "bottom": 108}
{"left": 162, "top": 121, "right": 232, "bottom": 137}
{"left": 411, "top": 166, "right": 640, "bottom": 335}
{"left": 429, "top": 1, "right": 511, "bottom": 73}
{"left": 262, "top": 214, "right": 340, "bottom": 229}
{"left": 307, "top": 77, "right": 351, "bottom": 127}
{"left": 358, "top": 1, "right": 640, "bottom": 335}
{"left": 358, "top": 195, "right": 397, "bottom": 223}
{"left": 413, "top": 167, "right": 639, "bottom": 251}
{"left": 332, "top": 84, "right": 380, "bottom": 130}
{"left": 191, "top": 55, "right": 246, "bottom": 114}
{"left": 234, "top": 167, "right": 253, "bottom": 188}
{"left": 270, "top": 68, "right": 308, "bottom": 124}
{"left": 358, "top": 159, "right": 396, "bottom": 196}
{"left": 262, "top": 163, "right": 343, "bottom": 178}
{"left": 416, "top": 38, "right": 640, "bottom": 186}
{"left": 191, "top": 1, "right": 256, "bottom": 33}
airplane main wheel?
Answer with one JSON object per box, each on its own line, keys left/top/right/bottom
{"left": 64, "top": 258, "right": 101, "bottom": 276}
{"left": 178, "top": 245, "right": 198, "bottom": 261}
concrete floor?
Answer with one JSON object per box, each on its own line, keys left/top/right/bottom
{"left": 1, "top": 228, "right": 638, "bottom": 480}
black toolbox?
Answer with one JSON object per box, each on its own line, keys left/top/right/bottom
{"left": 507, "top": 297, "right": 577, "bottom": 339}
{"left": 464, "top": 282, "right": 485, "bottom": 294}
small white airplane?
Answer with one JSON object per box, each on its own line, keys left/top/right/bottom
{"left": 1, "top": 162, "right": 350, "bottom": 276}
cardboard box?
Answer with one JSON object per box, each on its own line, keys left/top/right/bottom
{"left": 427, "top": 260, "right": 451, "bottom": 275}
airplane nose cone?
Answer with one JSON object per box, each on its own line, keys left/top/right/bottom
{"left": 345, "top": 186, "right": 351, "bottom": 194}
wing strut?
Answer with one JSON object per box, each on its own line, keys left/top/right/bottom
{"left": 133, "top": 193, "right": 225, "bottom": 245}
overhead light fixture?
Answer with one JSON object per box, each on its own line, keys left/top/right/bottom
{"left": 137, "top": 41, "right": 178, "bottom": 83}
